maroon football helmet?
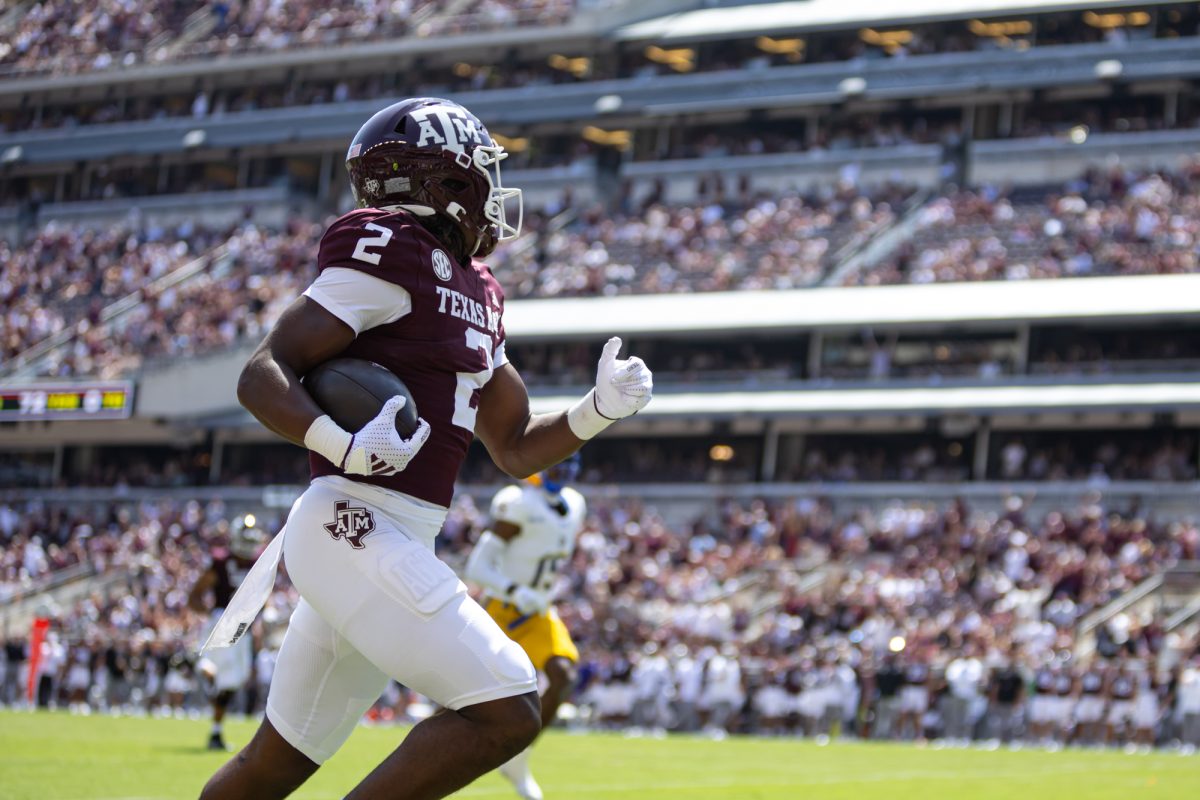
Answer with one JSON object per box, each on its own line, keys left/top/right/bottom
{"left": 345, "top": 97, "right": 522, "bottom": 260}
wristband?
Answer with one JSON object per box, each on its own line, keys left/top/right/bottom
{"left": 304, "top": 414, "right": 353, "bottom": 468}
{"left": 566, "top": 389, "right": 616, "bottom": 440}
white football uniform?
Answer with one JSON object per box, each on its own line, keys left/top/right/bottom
{"left": 489, "top": 484, "right": 585, "bottom": 594}
{"left": 266, "top": 477, "right": 537, "bottom": 764}
{"left": 482, "top": 484, "right": 586, "bottom": 668}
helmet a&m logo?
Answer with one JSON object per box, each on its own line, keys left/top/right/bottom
{"left": 409, "top": 104, "right": 485, "bottom": 156}
{"left": 432, "top": 249, "right": 453, "bottom": 281}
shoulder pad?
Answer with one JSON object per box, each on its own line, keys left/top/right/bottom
{"left": 317, "top": 209, "right": 443, "bottom": 292}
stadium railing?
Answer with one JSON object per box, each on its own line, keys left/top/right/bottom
{"left": 2, "top": 36, "right": 1195, "bottom": 165}
{"left": 4, "top": 480, "right": 1198, "bottom": 522}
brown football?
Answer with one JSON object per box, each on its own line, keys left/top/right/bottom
{"left": 303, "top": 358, "right": 419, "bottom": 437}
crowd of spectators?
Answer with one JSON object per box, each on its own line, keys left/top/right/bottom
{"left": 850, "top": 165, "right": 1200, "bottom": 285}
{"left": 0, "top": 0, "right": 191, "bottom": 76}
{"left": 3, "top": 490, "right": 1200, "bottom": 751}
{"left": 0, "top": 0, "right": 586, "bottom": 78}
{"left": 6, "top": 161, "right": 1200, "bottom": 377}
{"left": 4, "top": 424, "right": 1197, "bottom": 491}
{"left": 19, "top": 217, "right": 323, "bottom": 378}
{"left": 3, "top": 3, "right": 1195, "bottom": 81}
{"left": 6, "top": 186, "right": 908, "bottom": 375}
{"left": 993, "top": 434, "right": 1198, "bottom": 484}
{"left": 0, "top": 219, "right": 226, "bottom": 369}
{"left": 0, "top": 497, "right": 293, "bottom": 714}
{"left": 494, "top": 184, "right": 911, "bottom": 297}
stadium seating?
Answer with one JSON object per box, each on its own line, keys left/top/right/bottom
{"left": 4, "top": 490, "right": 1197, "bottom": 747}
{"left": 0, "top": 0, "right": 588, "bottom": 77}
{"left": 11, "top": 162, "right": 1200, "bottom": 379}
{"left": 0, "top": 220, "right": 225, "bottom": 368}
{"left": 848, "top": 165, "right": 1200, "bottom": 285}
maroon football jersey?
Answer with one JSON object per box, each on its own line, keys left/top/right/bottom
{"left": 308, "top": 208, "right": 506, "bottom": 507}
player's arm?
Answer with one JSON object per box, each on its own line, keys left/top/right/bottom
{"left": 476, "top": 337, "right": 652, "bottom": 479}
{"left": 237, "top": 291, "right": 428, "bottom": 475}
{"left": 236, "top": 297, "right": 356, "bottom": 445}
{"left": 465, "top": 513, "right": 549, "bottom": 614}
{"left": 464, "top": 520, "right": 522, "bottom": 598}
{"left": 187, "top": 568, "right": 217, "bottom": 613}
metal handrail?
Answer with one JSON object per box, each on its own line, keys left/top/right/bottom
{"left": 1165, "top": 595, "right": 1200, "bottom": 632}
{"left": 1076, "top": 573, "right": 1164, "bottom": 639}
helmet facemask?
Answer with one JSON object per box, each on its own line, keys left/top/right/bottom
{"left": 472, "top": 144, "right": 522, "bottom": 246}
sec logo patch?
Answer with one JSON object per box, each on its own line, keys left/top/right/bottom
{"left": 432, "top": 249, "right": 453, "bottom": 281}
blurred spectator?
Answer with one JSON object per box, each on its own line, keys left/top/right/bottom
{"left": 851, "top": 164, "right": 1200, "bottom": 285}
{"left": 3, "top": 488, "right": 1198, "bottom": 755}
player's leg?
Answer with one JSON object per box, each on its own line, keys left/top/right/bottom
{"left": 200, "top": 598, "right": 389, "bottom": 799}
{"left": 329, "top": 590, "right": 540, "bottom": 799}
{"left": 200, "top": 718, "right": 320, "bottom": 800}
{"left": 540, "top": 655, "right": 577, "bottom": 730}
{"left": 347, "top": 693, "right": 540, "bottom": 800}
{"left": 203, "top": 634, "right": 253, "bottom": 750}
{"left": 210, "top": 690, "right": 234, "bottom": 750}
{"left": 497, "top": 654, "right": 577, "bottom": 800}
{"left": 282, "top": 483, "right": 541, "bottom": 799}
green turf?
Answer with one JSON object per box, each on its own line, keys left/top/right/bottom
{"left": 0, "top": 710, "right": 1196, "bottom": 799}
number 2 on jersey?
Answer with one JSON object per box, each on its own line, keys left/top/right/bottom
{"left": 453, "top": 328, "right": 494, "bottom": 431}
{"left": 352, "top": 223, "right": 394, "bottom": 266}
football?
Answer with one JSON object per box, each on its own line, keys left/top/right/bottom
{"left": 303, "top": 358, "right": 420, "bottom": 437}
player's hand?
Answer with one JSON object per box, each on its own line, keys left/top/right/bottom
{"left": 342, "top": 396, "right": 431, "bottom": 476}
{"left": 512, "top": 586, "right": 550, "bottom": 616}
{"left": 593, "top": 337, "right": 653, "bottom": 420}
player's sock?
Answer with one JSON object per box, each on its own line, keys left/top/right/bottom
{"left": 498, "top": 746, "right": 543, "bottom": 800}
{"left": 208, "top": 722, "right": 227, "bottom": 750}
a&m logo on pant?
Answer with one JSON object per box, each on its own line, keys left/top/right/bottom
{"left": 324, "top": 500, "right": 377, "bottom": 549}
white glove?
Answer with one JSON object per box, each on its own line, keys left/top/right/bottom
{"left": 567, "top": 336, "right": 653, "bottom": 440}
{"left": 512, "top": 585, "right": 550, "bottom": 616}
{"left": 305, "top": 396, "right": 431, "bottom": 477}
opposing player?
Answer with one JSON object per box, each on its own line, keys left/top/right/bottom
{"left": 200, "top": 97, "right": 653, "bottom": 800}
{"left": 465, "top": 454, "right": 585, "bottom": 800}
{"left": 190, "top": 514, "right": 267, "bottom": 750}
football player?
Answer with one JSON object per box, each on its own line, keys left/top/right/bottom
{"left": 465, "top": 453, "right": 585, "bottom": 800}
{"left": 200, "top": 98, "right": 653, "bottom": 800}
{"left": 190, "top": 514, "right": 267, "bottom": 751}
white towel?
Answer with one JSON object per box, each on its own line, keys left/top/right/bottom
{"left": 200, "top": 523, "right": 287, "bottom": 653}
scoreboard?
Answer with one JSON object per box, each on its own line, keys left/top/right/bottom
{"left": 0, "top": 381, "right": 134, "bottom": 421}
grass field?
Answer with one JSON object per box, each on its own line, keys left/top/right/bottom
{"left": 1, "top": 711, "right": 1197, "bottom": 799}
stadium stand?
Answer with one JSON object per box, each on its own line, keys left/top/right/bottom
{"left": 9, "top": 160, "right": 1200, "bottom": 379}
{"left": 847, "top": 165, "right": 1200, "bottom": 285}
{"left": 0, "top": 0, "right": 592, "bottom": 77}
{"left": 3, "top": 491, "right": 1199, "bottom": 749}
